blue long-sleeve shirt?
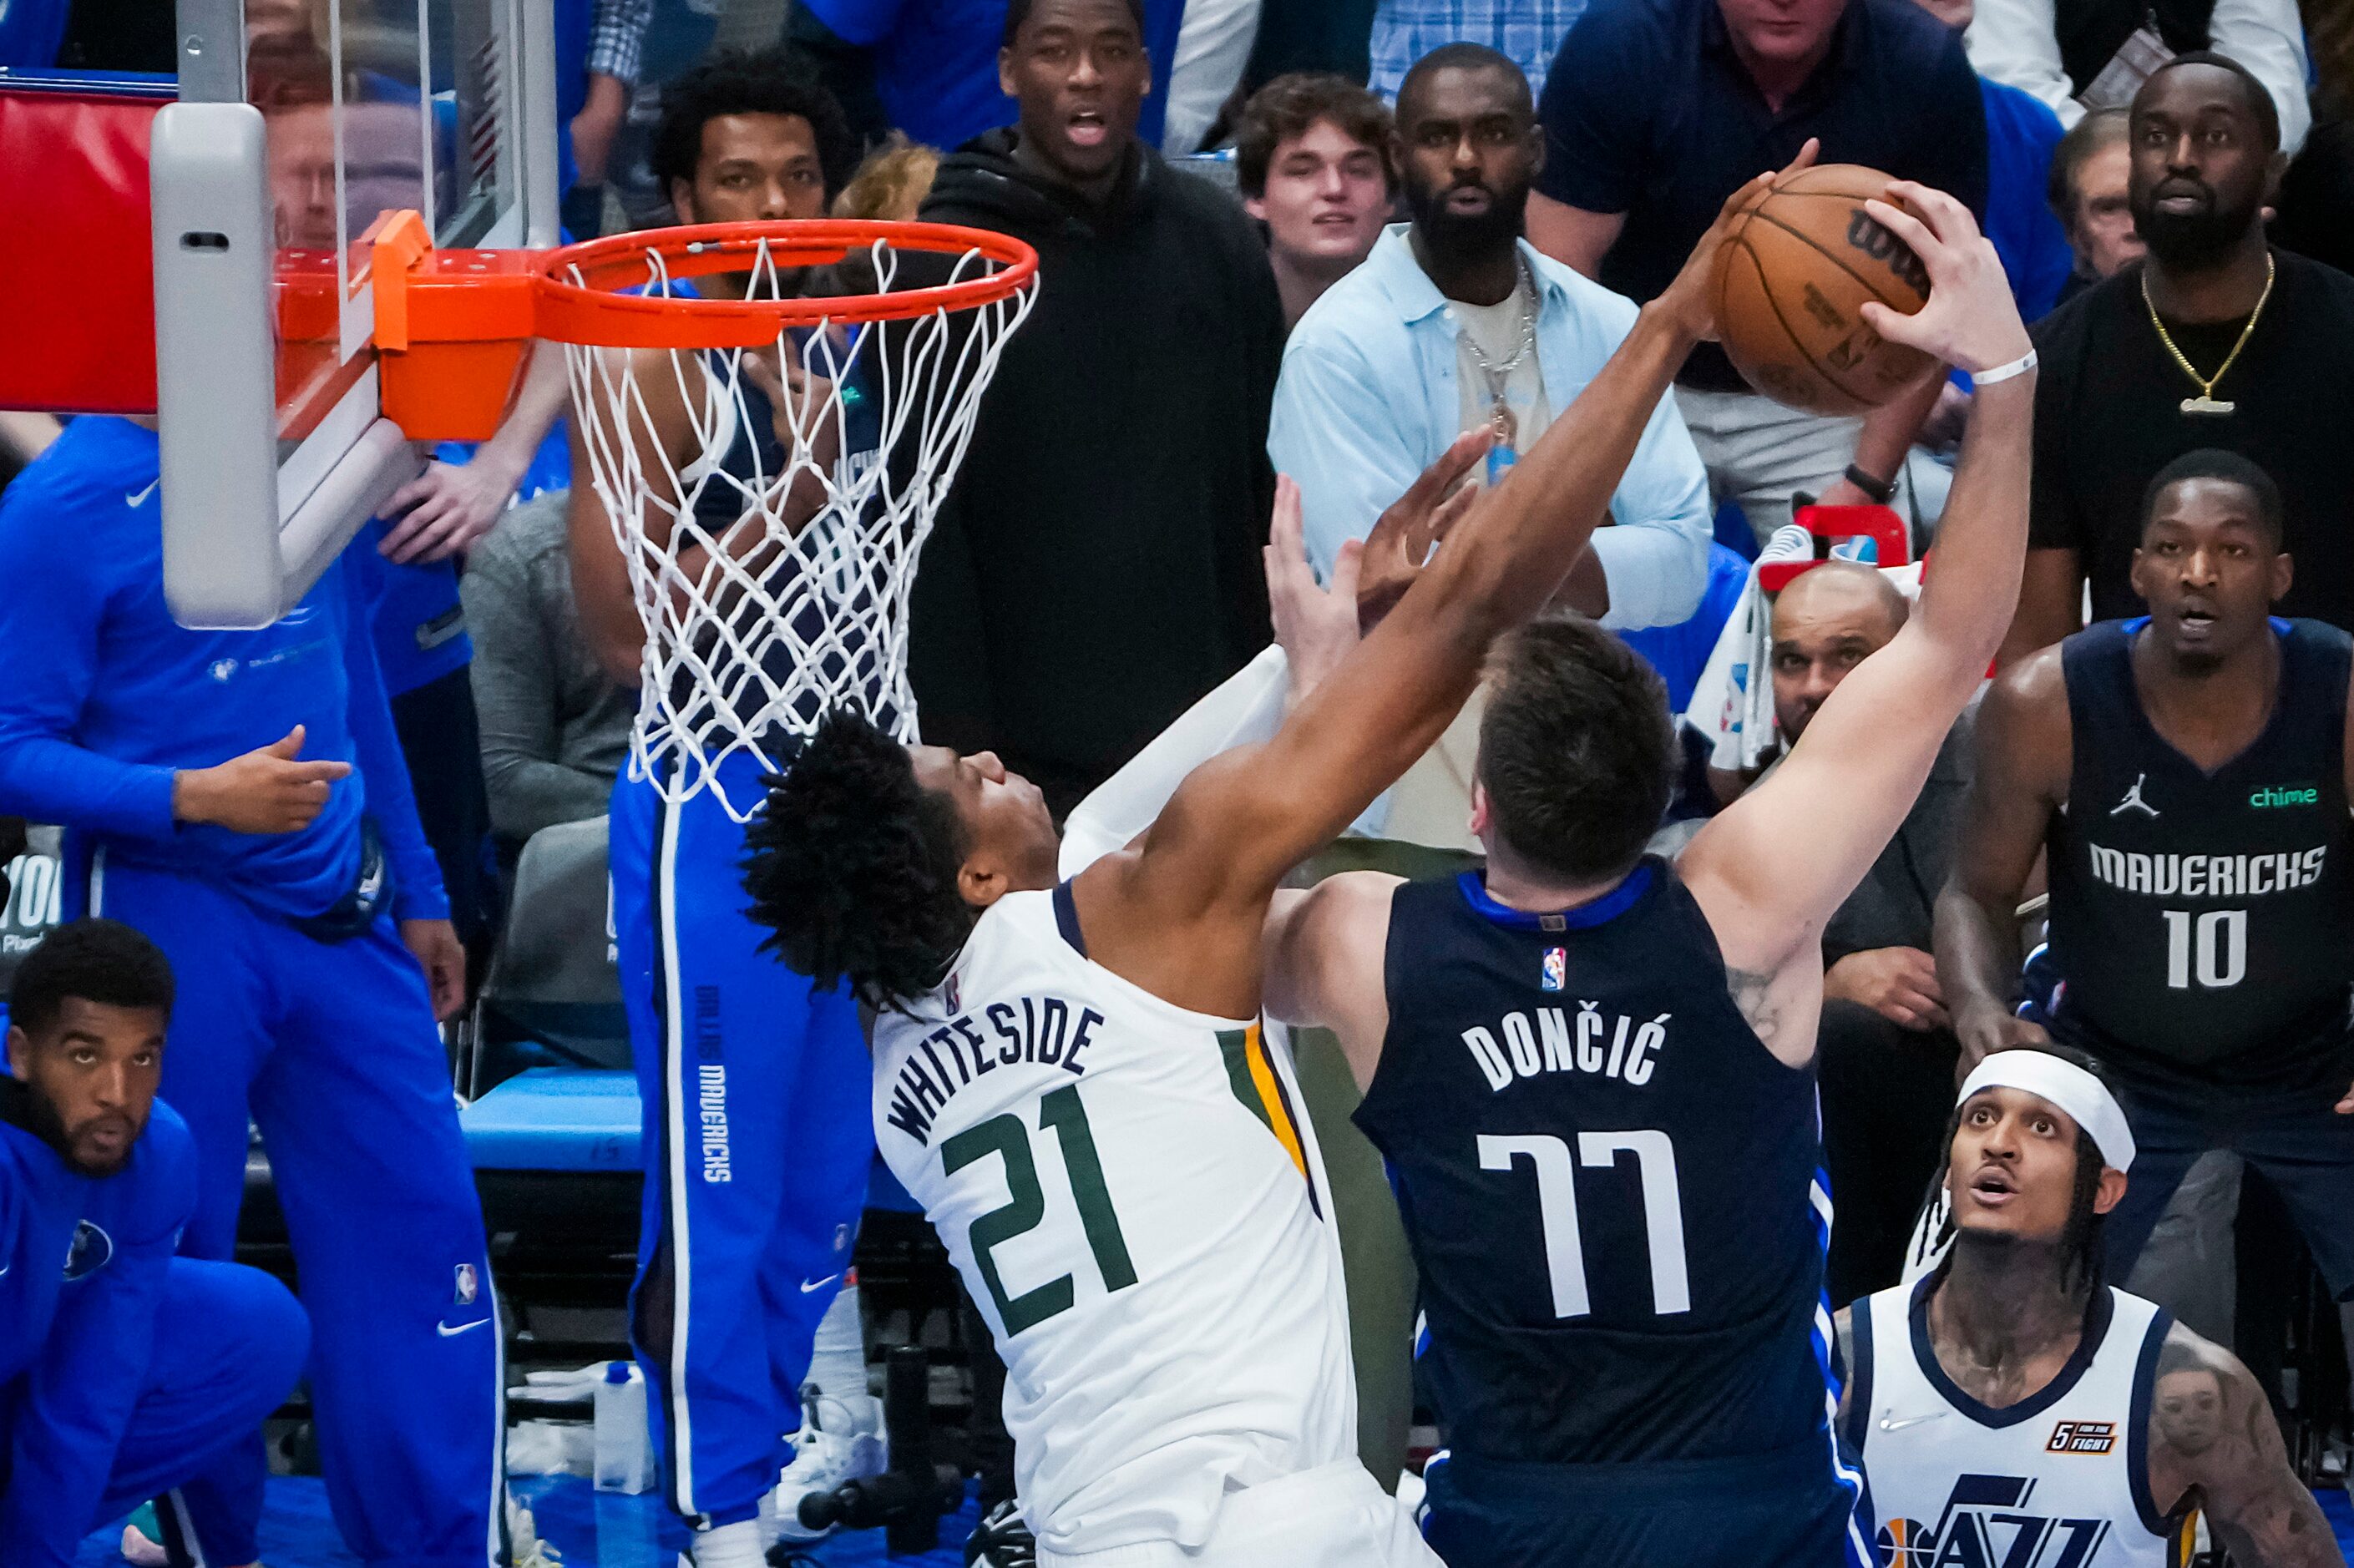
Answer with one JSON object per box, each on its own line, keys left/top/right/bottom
{"left": 0, "top": 418, "right": 447, "bottom": 922}
{"left": 0, "top": 1089, "right": 196, "bottom": 1568}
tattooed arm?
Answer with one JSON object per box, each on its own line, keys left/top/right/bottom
{"left": 2145, "top": 1323, "right": 2343, "bottom": 1567}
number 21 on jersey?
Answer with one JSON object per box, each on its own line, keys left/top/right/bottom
{"left": 944, "top": 1085, "right": 1138, "bottom": 1336}
{"left": 1481, "top": 1130, "right": 1691, "bottom": 1319}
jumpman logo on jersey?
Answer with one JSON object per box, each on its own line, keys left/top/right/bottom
{"left": 2110, "top": 773, "right": 2159, "bottom": 820}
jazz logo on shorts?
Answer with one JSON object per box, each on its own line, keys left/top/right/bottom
{"left": 1541, "top": 948, "right": 1567, "bottom": 993}
{"left": 453, "top": 1263, "right": 480, "bottom": 1307}
{"left": 2047, "top": 1420, "right": 2117, "bottom": 1455}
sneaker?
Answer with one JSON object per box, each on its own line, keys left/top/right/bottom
{"left": 771, "top": 1386, "right": 887, "bottom": 1541}
{"left": 507, "top": 1495, "right": 563, "bottom": 1566}
{"left": 964, "top": 1498, "right": 1036, "bottom": 1567}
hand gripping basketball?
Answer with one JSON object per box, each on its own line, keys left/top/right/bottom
{"left": 1855, "top": 185, "right": 2033, "bottom": 377}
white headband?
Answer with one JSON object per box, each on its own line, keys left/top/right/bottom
{"left": 1957, "top": 1050, "right": 2136, "bottom": 1173}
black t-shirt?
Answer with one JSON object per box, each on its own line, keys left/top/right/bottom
{"left": 1536, "top": 0, "right": 1987, "bottom": 392}
{"left": 2030, "top": 250, "right": 2354, "bottom": 628}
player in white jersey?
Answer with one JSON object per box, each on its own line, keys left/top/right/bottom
{"left": 1840, "top": 1048, "right": 2339, "bottom": 1568}
{"left": 741, "top": 157, "right": 1845, "bottom": 1565}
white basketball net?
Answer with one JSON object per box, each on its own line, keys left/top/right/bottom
{"left": 565, "top": 235, "right": 1035, "bottom": 821}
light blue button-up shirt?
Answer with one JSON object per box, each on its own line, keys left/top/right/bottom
{"left": 1270, "top": 225, "right": 1713, "bottom": 631}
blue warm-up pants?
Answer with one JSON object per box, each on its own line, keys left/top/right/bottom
{"left": 610, "top": 756, "right": 875, "bottom": 1529}
{"left": 101, "top": 1262, "right": 307, "bottom": 1561}
{"left": 77, "top": 852, "right": 503, "bottom": 1568}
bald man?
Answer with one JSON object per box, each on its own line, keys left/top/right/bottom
{"left": 1722, "top": 562, "right": 1978, "bottom": 1302}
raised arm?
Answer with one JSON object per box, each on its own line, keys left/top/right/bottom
{"left": 1678, "top": 182, "right": 2035, "bottom": 1041}
{"left": 1076, "top": 155, "right": 1818, "bottom": 1013}
{"left": 1934, "top": 650, "right": 2071, "bottom": 1073}
{"left": 2147, "top": 1323, "right": 2345, "bottom": 1567}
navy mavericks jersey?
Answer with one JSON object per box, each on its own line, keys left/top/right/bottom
{"left": 1355, "top": 860, "right": 1830, "bottom": 1464}
{"left": 2047, "top": 618, "right": 2354, "bottom": 1089}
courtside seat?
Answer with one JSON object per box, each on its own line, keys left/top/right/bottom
{"left": 463, "top": 1067, "right": 640, "bottom": 1172}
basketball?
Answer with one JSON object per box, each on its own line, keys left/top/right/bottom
{"left": 1709, "top": 164, "right": 1936, "bottom": 417}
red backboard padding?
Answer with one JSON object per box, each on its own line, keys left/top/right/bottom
{"left": 0, "top": 90, "right": 162, "bottom": 414}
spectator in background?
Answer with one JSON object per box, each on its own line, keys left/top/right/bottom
{"left": 787, "top": 0, "right": 1184, "bottom": 154}
{"left": 2004, "top": 53, "right": 2354, "bottom": 662}
{"left": 833, "top": 134, "right": 944, "bottom": 217}
{"left": 1722, "top": 561, "right": 1973, "bottom": 1302}
{"left": 1911, "top": 0, "right": 2073, "bottom": 322}
{"left": 2048, "top": 104, "right": 2144, "bottom": 284}
{"left": 1366, "top": 0, "right": 1587, "bottom": 103}
{"left": 1963, "top": 0, "right": 2310, "bottom": 154}
{"left": 1273, "top": 45, "right": 1710, "bottom": 634}
{"left": 461, "top": 491, "right": 634, "bottom": 862}
{"left": 1234, "top": 73, "right": 1397, "bottom": 327}
{"left": 1162, "top": 0, "right": 1263, "bottom": 153}
{"left": 1528, "top": 0, "right": 1989, "bottom": 541}
{"left": 910, "top": 0, "right": 1286, "bottom": 818}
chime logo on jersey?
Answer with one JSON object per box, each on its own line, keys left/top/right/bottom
{"left": 2047, "top": 1420, "right": 2117, "bottom": 1454}
{"left": 1541, "top": 947, "right": 1567, "bottom": 992}
{"left": 1876, "top": 1474, "right": 2114, "bottom": 1567}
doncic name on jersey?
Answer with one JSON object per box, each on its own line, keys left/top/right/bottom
{"left": 885, "top": 994, "right": 1108, "bottom": 1145}
{"left": 1458, "top": 999, "right": 1673, "bottom": 1093}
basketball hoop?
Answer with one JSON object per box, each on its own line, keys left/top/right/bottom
{"left": 367, "top": 215, "right": 1040, "bottom": 820}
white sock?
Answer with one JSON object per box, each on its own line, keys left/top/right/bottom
{"left": 756, "top": 1490, "right": 781, "bottom": 1550}
{"left": 807, "top": 1281, "right": 874, "bottom": 1428}
{"left": 691, "top": 1518, "right": 767, "bottom": 1568}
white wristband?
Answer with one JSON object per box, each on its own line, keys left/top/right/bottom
{"left": 1971, "top": 348, "right": 2038, "bottom": 386}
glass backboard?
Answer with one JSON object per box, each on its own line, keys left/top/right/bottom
{"left": 152, "top": 0, "right": 554, "bottom": 626}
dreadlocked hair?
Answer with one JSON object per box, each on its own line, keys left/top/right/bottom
{"left": 1917, "top": 1042, "right": 2116, "bottom": 1301}
{"left": 742, "top": 711, "right": 971, "bottom": 1012}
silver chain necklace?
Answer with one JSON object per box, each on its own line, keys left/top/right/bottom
{"left": 1458, "top": 255, "right": 1538, "bottom": 452}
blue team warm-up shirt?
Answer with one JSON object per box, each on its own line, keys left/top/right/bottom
{"left": 0, "top": 1089, "right": 196, "bottom": 1563}
{"left": 0, "top": 418, "right": 446, "bottom": 923}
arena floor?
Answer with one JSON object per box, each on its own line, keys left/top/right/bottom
{"left": 68, "top": 1479, "right": 2354, "bottom": 1565}
{"left": 76, "top": 1476, "right": 984, "bottom": 1567}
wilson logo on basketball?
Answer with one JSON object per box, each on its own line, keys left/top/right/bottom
{"left": 1846, "top": 210, "right": 1931, "bottom": 296}
{"left": 2046, "top": 1420, "right": 2118, "bottom": 1455}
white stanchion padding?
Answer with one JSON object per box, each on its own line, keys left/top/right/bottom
{"left": 1957, "top": 1050, "right": 2137, "bottom": 1172}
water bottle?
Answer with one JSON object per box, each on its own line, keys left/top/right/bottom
{"left": 593, "top": 1360, "right": 656, "bottom": 1494}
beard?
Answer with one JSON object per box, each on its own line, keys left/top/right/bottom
{"left": 18, "top": 1085, "right": 138, "bottom": 1177}
{"left": 2131, "top": 181, "right": 2261, "bottom": 272}
{"left": 1405, "top": 177, "right": 1532, "bottom": 267}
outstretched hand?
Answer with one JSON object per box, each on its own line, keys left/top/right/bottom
{"left": 1858, "top": 182, "right": 2033, "bottom": 375}
{"left": 1656, "top": 139, "right": 1821, "bottom": 343}
{"left": 1354, "top": 429, "right": 1491, "bottom": 634}
{"left": 1265, "top": 477, "right": 1363, "bottom": 706}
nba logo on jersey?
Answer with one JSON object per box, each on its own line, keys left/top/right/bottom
{"left": 1541, "top": 948, "right": 1567, "bottom": 992}
{"left": 1876, "top": 1474, "right": 2113, "bottom": 1567}
{"left": 2046, "top": 1421, "right": 2117, "bottom": 1455}
{"left": 453, "top": 1264, "right": 478, "bottom": 1307}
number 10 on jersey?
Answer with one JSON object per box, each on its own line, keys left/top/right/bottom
{"left": 2161, "top": 908, "right": 2246, "bottom": 989}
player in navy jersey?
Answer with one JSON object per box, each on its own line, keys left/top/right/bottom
{"left": 1263, "top": 180, "right": 2038, "bottom": 1567}
{"left": 1940, "top": 449, "right": 2354, "bottom": 1332}
{"left": 566, "top": 58, "right": 881, "bottom": 1568}
{"left": 1839, "top": 1045, "right": 2339, "bottom": 1568}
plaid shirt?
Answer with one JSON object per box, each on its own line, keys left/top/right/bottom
{"left": 1366, "top": 0, "right": 1587, "bottom": 102}
{"left": 588, "top": 0, "right": 654, "bottom": 84}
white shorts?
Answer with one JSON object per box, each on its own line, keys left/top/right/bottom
{"left": 1035, "top": 1460, "right": 1442, "bottom": 1568}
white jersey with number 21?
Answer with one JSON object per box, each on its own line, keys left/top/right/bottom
{"left": 873, "top": 886, "right": 1429, "bottom": 1565}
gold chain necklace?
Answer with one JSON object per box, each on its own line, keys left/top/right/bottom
{"left": 2142, "top": 250, "right": 2274, "bottom": 416}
